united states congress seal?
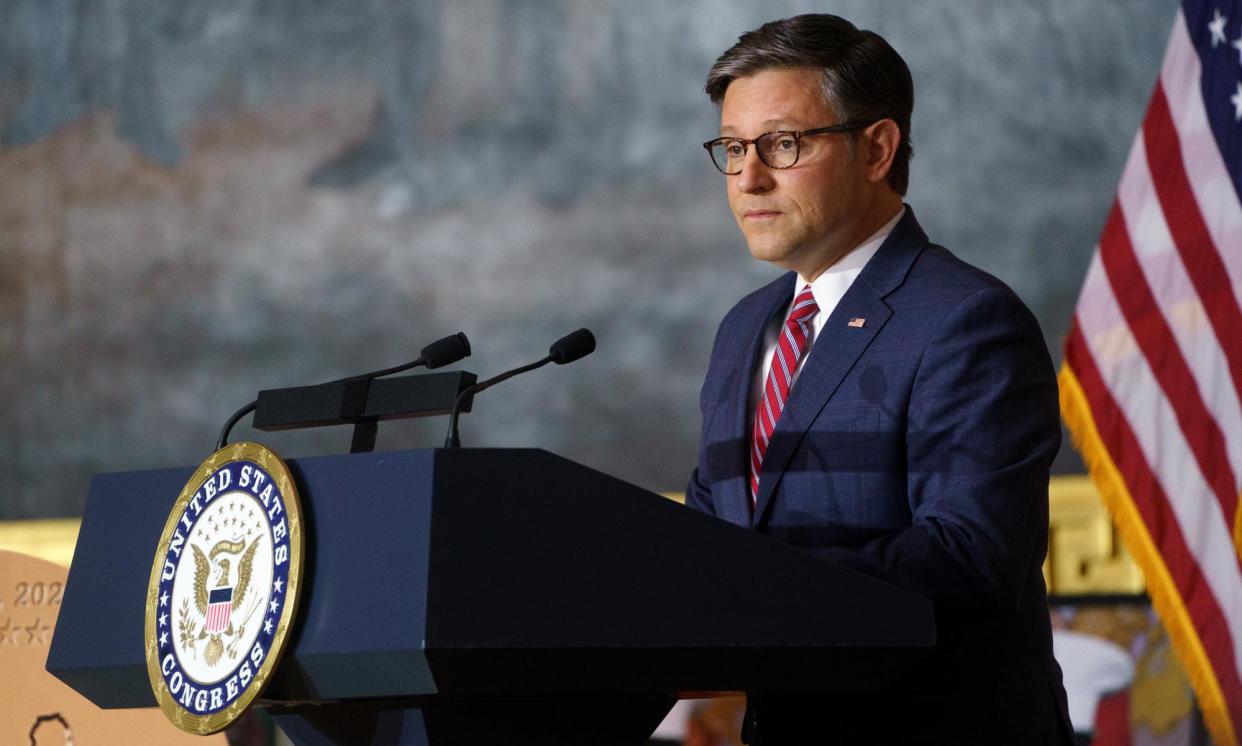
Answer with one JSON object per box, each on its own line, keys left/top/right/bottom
{"left": 144, "top": 442, "right": 304, "bottom": 735}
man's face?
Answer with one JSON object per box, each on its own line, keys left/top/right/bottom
{"left": 719, "top": 67, "right": 875, "bottom": 278}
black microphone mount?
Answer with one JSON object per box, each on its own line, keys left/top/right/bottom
{"left": 216, "top": 332, "right": 473, "bottom": 453}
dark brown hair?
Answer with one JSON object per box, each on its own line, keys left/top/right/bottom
{"left": 705, "top": 14, "right": 914, "bottom": 195}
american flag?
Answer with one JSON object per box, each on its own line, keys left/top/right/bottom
{"left": 205, "top": 586, "right": 233, "bottom": 634}
{"left": 1059, "top": 1, "right": 1242, "bottom": 743}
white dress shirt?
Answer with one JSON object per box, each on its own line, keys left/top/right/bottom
{"left": 749, "top": 207, "right": 906, "bottom": 420}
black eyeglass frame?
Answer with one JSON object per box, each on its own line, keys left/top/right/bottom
{"left": 702, "top": 120, "right": 877, "bottom": 175}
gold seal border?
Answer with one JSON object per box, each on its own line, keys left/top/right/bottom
{"left": 143, "top": 442, "right": 305, "bottom": 736}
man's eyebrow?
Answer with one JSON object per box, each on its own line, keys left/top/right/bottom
{"left": 718, "top": 119, "right": 804, "bottom": 136}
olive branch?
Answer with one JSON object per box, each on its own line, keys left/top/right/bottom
{"left": 177, "top": 598, "right": 197, "bottom": 659}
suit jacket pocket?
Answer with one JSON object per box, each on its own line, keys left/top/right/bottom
{"left": 788, "top": 407, "right": 895, "bottom": 478}
{"left": 805, "top": 408, "right": 882, "bottom": 454}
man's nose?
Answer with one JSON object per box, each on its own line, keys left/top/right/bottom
{"left": 735, "top": 148, "right": 775, "bottom": 193}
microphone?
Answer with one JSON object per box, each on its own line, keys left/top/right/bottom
{"left": 443, "top": 328, "right": 596, "bottom": 448}
{"left": 548, "top": 328, "right": 596, "bottom": 364}
{"left": 216, "top": 332, "right": 472, "bottom": 450}
{"left": 329, "top": 331, "right": 472, "bottom": 382}
{"left": 421, "top": 332, "right": 473, "bottom": 369}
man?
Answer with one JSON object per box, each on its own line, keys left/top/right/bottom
{"left": 686, "top": 15, "right": 1074, "bottom": 745}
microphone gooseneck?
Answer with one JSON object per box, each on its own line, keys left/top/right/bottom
{"left": 216, "top": 400, "right": 258, "bottom": 451}
{"left": 330, "top": 332, "right": 472, "bottom": 383}
{"left": 443, "top": 328, "right": 596, "bottom": 448}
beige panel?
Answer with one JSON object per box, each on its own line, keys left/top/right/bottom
{"left": 0, "top": 550, "right": 225, "bottom": 744}
{"left": 0, "top": 519, "right": 80, "bottom": 568}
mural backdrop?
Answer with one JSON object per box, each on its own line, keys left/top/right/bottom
{"left": 2, "top": 1, "right": 1174, "bottom": 519}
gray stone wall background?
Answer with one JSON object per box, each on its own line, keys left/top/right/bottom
{"left": 1, "top": 1, "right": 1174, "bottom": 519}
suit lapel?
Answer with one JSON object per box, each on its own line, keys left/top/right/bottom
{"left": 716, "top": 275, "right": 794, "bottom": 528}
{"left": 752, "top": 208, "right": 930, "bottom": 527}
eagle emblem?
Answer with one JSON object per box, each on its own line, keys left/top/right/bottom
{"left": 185, "top": 538, "right": 260, "bottom": 665}
{"left": 146, "top": 442, "right": 303, "bottom": 735}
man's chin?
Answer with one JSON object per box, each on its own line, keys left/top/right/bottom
{"left": 745, "top": 241, "right": 794, "bottom": 265}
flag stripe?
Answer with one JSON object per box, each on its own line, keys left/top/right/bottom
{"left": 1116, "top": 113, "right": 1242, "bottom": 489}
{"left": 1063, "top": 328, "right": 1240, "bottom": 742}
{"left": 1066, "top": 326, "right": 1241, "bottom": 696}
{"left": 1144, "top": 84, "right": 1242, "bottom": 425}
{"left": 1097, "top": 201, "right": 1242, "bottom": 538}
{"left": 1074, "top": 253, "right": 1242, "bottom": 675}
{"left": 1162, "top": 12, "right": 1242, "bottom": 286}
{"left": 205, "top": 602, "right": 232, "bottom": 633}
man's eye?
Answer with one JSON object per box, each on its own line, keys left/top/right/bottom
{"left": 725, "top": 142, "right": 746, "bottom": 157}
{"left": 773, "top": 136, "right": 797, "bottom": 151}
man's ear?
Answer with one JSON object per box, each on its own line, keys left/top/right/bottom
{"left": 862, "top": 119, "right": 901, "bottom": 184}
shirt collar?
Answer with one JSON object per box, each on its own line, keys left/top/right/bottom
{"left": 797, "top": 206, "right": 906, "bottom": 303}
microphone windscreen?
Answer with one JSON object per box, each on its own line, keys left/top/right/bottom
{"left": 422, "top": 332, "right": 471, "bottom": 369}
{"left": 549, "top": 328, "right": 596, "bottom": 365}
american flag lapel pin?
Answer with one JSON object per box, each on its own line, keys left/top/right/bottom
{"left": 847, "top": 317, "right": 866, "bottom": 328}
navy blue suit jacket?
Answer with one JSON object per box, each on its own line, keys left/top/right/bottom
{"left": 687, "top": 209, "right": 1073, "bottom": 743}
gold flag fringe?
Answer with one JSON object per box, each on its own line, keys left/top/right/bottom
{"left": 1059, "top": 364, "right": 1237, "bottom": 745}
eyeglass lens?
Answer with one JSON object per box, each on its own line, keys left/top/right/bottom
{"left": 710, "top": 132, "right": 800, "bottom": 174}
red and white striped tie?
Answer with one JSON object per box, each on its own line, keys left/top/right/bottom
{"left": 750, "top": 284, "right": 819, "bottom": 505}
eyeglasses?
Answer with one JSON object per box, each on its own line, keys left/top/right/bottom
{"left": 702, "top": 121, "right": 875, "bottom": 175}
